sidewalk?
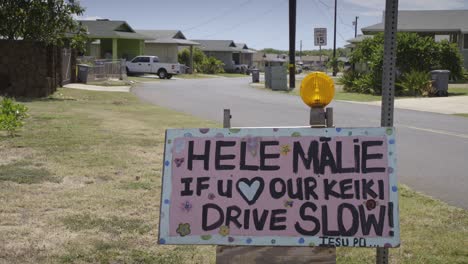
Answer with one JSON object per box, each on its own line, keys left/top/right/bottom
{"left": 362, "top": 96, "right": 468, "bottom": 114}
{"left": 64, "top": 83, "right": 131, "bottom": 92}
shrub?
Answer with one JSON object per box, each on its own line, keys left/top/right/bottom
{"left": 348, "top": 32, "right": 465, "bottom": 95}
{"left": 0, "top": 98, "right": 28, "bottom": 136}
{"left": 178, "top": 47, "right": 206, "bottom": 71}
{"left": 339, "top": 71, "right": 361, "bottom": 92}
{"left": 198, "top": 57, "right": 225, "bottom": 74}
{"left": 352, "top": 73, "right": 380, "bottom": 95}
{"left": 397, "top": 70, "right": 433, "bottom": 96}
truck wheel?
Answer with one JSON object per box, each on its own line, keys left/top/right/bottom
{"left": 166, "top": 74, "right": 173, "bottom": 79}
{"left": 158, "top": 69, "right": 167, "bottom": 79}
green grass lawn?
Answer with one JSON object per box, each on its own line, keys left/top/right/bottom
{"left": 176, "top": 74, "right": 217, "bottom": 79}
{"left": 0, "top": 89, "right": 467, "bottom": 263}
{"left": 454, "top": 113, "right": 468, "bottom": 118}
{"left": 216, "top": 73, "right": 249, "bottom": 78}
{"left": 448, "top": 87, "right": 468, "bottom": 96}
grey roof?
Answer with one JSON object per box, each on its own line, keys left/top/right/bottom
{"left": 346, "top": 34, "right": 374, "bottom": 43}
{"left": 137, "top": 30, "right": 199, "bottom": 46}
{"left": 234, "top": 42, "right": 256, "bottom": 54}
{"left": 362, "top": 10, "right": 468, "bottom": 33}
{"left": 192, "top": 40, "right": 237, "bottom": 52}
{"left": 78, "top": 20, "right": 149, "bottom": 40}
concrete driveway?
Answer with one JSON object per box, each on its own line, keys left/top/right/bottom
{"left": 133, "top": 77, "right": 468, "bottom": 209}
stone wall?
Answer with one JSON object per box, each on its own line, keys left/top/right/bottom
{"left": 0, "top": 40, "right": 66, "bottom": 97}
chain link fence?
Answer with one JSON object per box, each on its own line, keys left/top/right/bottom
{"left": 77, "top": 57, "right": 127, "bottom": 82}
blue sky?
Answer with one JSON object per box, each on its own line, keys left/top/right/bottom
{"left": 76, "top": 0, "right": 468, "bottom": 50}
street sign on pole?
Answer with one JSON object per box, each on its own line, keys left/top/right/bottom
{"left": 314, "top": 28, "right": 327, "bottom": 46}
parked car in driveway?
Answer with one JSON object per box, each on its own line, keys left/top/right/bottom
{"left": 126, "top": 56, "right": 180, "bottom": 79}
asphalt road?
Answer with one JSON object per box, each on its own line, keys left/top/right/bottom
{"left": 133, "top": 77, "right": 468, "bottom": 209}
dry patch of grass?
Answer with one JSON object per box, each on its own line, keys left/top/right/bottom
{"left": 0, "top": 88, "right": 216, "bottom": 264}
{"left": 0, "top": 88, "right": 466, "bottom": 263}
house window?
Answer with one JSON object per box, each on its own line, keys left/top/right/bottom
{"left": 435, "top": 35, "right": 450, "bottom": 42}
{"left": 464, "top": 34, "right": 468, "bottom": 49}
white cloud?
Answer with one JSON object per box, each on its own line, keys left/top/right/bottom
{"left": 345, "top": 0, "right": 467, "bottom": 16}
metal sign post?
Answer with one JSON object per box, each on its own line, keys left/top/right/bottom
{"left": 378, "top": 0, "right": 399, "bottom": 263}
{"left": 314, "top": 28, "right": 327, "bottom": 71}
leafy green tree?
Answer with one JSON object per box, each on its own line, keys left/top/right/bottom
{"left": 0, "top": 0, "right": 86, "bottom": 48}
{"left": 436, "top": 40, "right": 464, "bottom": 81}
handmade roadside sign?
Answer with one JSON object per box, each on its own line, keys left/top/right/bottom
{"left": 158, "top": 127, "right": 399, "bottom": 248}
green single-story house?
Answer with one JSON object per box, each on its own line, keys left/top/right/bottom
{"left": 361, "top": 10, "right": 468, "bottom": 69}
{"left": 78, "top": 19, "right": 150, "bottom": 60}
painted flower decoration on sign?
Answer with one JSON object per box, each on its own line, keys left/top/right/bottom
{"left": 365, "top": 199, "right": 378, "bottom": 210}
{"left": 280, "top": 145, "right": 291, "bottom": 155}
{"left": 219, "top": 226, "right": 230, "bottom": 237}
{"left": 284, "top": 199, "right": 294, "bottom": 208}
{"left": 176, "top": 223, "right": 191, "bottom": 237}
{"left": 244, "top": 136, "right": 260, "bottom": 157}
{"left": 180, "top": 200, "right": 192, "bottom": 212}
{"left": 208, "top": 193, "right": 216, "bottom": 200}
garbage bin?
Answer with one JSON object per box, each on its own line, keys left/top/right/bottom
{"left": 430, "top": 70, "right": 450, "bottom": 96}
{"left": 251, "top": 69, "right": 260, "bottom": 83}
{"left": 77, "top": 64, "right": 90, "bottom": 84}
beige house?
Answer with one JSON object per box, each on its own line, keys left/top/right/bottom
{"left": 192, "top": 40, "right": 256, "bottom": 72}
{"left": 252, "top": 53, "right": 287, "bottom": 71}
{"left": 137, "top": 30, "right": 199, "bottom": 63}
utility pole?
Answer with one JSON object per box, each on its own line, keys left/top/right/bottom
{"left": 289, "top": 0, "right": 296, "bottom": 89}
{"left": 300, "top": 40, "right": 302, "bottom": 61}
{"left": 353, "top": 16, "right": 359, "bottom": 38}
{"left": 332, "top": 0, "right": 337, "bottom": 76}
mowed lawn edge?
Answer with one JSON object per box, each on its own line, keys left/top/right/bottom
{"left": 0, "top": 88, "right": 466, "bottom": 263}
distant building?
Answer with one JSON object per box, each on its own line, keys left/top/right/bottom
{"left": 297, "top": 55, "right": 329, "bottom": 70}
{"left": 252, "top": 53, "right": 287, "bottom": 71}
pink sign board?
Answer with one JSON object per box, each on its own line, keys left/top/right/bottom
{"left": 158, "top": 127, "right": 399, "bottom": 248}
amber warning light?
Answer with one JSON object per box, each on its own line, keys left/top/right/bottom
{"left": 300, "top": 72, "right": 335, "bottom": 108}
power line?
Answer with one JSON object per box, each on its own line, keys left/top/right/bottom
{"left": 317, "top": 0, "right": 331, "bottom": 9}
{"left": 182, "top": 0, "right": 254, "bottom": 32}
{"left": 200, "top": 0, "right": 288, "bottom": 39}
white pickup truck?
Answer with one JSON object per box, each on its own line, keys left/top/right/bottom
{"left": 125, "top": 56, "right": 180, "bottom": 79}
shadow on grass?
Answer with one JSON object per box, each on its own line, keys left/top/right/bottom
{"left": 16, "top": 97, "right": 77, "bottom": 103}
{"left": 0, "top": 160, "right": 59, "bottom": 184}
